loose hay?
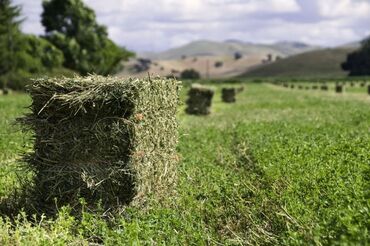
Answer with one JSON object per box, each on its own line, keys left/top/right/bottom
{"left": 185, "top": 84, "right": 214, "bottom": 115}
{"left": 19, "top": 75, "right": 181, "bottom": 211}
{"left": 221, "top": 88, "right": 237, "bottom": 103}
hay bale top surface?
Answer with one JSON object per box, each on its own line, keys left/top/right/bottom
{"left": 190, "top": 83, "right": 214, "bottom": 93}
{"left": 29, "top": 76, "right": 179, "bottom": 114}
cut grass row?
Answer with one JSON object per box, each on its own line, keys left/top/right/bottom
{"left": 0, "top": 83, "right": 369, "bottom": 245}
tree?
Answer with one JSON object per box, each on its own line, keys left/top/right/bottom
{"left": 0, "top": 0, "right": 23, "bottom": 78}
{"left": 42, "top": 0, "right": 133, "bottom": 75}
{"left": 181, "top": 69, "right": 201, "bottom": 80}
{"left": 0, "top": 0, "right": 65, "bottom": 90}
{"left": 342, "top": 37, "right": 370, "bottom": 76}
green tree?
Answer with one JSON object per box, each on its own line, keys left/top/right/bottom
{"left": 0, "top": 0, "right": 65, "bottom": 90}
{"left": 342, "top": 37, "right": 370, "bottom": 76}
{"left": 42, "top": 0, "right": 133, "bottom": 75}
{"left": 181, "top": 69, "right": 201, "bottom": 80}
{"left": 0, "top": 0, "right": 23, "bottom": 84}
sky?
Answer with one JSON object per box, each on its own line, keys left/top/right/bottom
{"left": 13, "top": 0, "right": 370, "bottom": 52}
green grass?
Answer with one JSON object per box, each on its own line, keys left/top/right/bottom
{"left": 0, "top": 84, "right": 369, "bottom": 245}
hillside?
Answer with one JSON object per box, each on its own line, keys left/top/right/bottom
{"left": 119, "top": 40, "right": 319, "bottom": 79}
{"left": 140, "top": 40, "right": 318, "bottom": 60}
{"left": 241, "top": 47, "right": 356, "bottom": 78}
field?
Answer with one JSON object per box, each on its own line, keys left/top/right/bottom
{"left": 0, "top": 83, "right": 369, "bottom": 245}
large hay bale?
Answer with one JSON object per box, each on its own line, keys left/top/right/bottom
{"left": 185, "top": 84, "right": 214, "bottom": 115}
{"left": 221, "top": 88, "right": 237, "bottom": 103}
{"left": 19, "top": 75, "right": 180, "bottom": 210}
{"left": 335, "top": 84, "right": 344, "bottom": 93}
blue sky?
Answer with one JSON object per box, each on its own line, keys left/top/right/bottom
{"left": 13, "top": 0, "right": 370, "bottom": 52}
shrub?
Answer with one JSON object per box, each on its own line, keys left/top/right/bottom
{"left": 181, "top": 69, "right": 201, "bottom": 80}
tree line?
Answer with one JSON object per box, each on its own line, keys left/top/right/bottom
{"left": 0, "top": 0, "right": 134, "bottom": 90}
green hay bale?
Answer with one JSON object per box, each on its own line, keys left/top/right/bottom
{"left": 321, "top": 84, "right": 328, "bottom": 91}
{"left": 298, "top": 85, "right": 303, "bottom": 90}
{"left": 221, "top": 88, "right": 237, "bottom": 103}
{"left": 19, "top": 75, "right": 180, "bottom": 210}
{"left": 185, "top": 84, "right": 214, "bottom": 115}
{"left": 335, "top": 84, "right": 344, "bottom": 93}
{"left": 290, "top": 84, "right": 295, "bottom": 89}
{"left": 312, "top": 85, "right": 318, "bottom": 90}
{"left": 236, "top": 86, "right": 244, "bottom": 93}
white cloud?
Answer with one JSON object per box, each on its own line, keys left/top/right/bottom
{"left": 318, "top": 0, "right": 370, "bottom": 18}
{"left": 11, "top": 0, "right": 370, "bottom": 51}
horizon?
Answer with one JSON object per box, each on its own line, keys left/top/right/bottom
{"left": 13, "top": 0, "right": 370, "bottom": 52}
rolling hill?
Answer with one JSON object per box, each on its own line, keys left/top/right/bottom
{"left": 241, "top": 47, "right": 357, "bottom": 79}
{"left": 140, "top": 40, "right": 318, "bottom": 60}
{"left": 118, "top": 40, "right": 319, "bottom": 79}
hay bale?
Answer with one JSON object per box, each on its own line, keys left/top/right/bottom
{"left": 222, "top": 88, "right": 237, "bottom": 103}
{"left": 19, "top": 75, "right": 180, "bottom": 210}
{"left": 2, "top": 88, "right": 10, "bottom": 95}
{"left": 298, "top": 85, "right": 303, "bottom": 89}
{"left": 321, "top": 84, "right": 328, "bottom": 91}
{"left": 290, "top": 84, "right": 295, "bottom": 89}
{"left": 236, "top": 86, "right": 244, "bottom": 93}
{"left": 312, "top": 85, "right": 318, "bottom": 90}
{"left": 335, "top": 84, "right": 344, "bottom": 93}
{"left": 185, "top": 84, "right": 214, "bottom": 115}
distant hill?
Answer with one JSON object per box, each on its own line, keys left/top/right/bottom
{"left": 240, "top": 47, "right": 357, "bottom": 78}
{"left": 140, "top": 40, "right": 319, "bottom": 60}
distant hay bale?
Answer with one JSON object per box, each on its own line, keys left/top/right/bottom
{"left": 290, "top": 84, "right": 295, "bottom": 89}
{"left": 298, "top": 85, "right": 303, "bottom": 89}
{"left": 283, "top": 83, "right": 289, "bottom": 88}
{"left": 3, "top": 88, "right": 10, "bottom": 95}
{"left": 19, "top": 75, "right": 180, "bottom": 210}
{"left": 185, "top": 84, "right": 214, "bottom": 115}
{"left": 222, "top": 88, "right": 237, "bottom": 103}
{"left": 312, "top": 85, "right": 318, "bottom": 90}
{"left": 320, "top": 84, "right": 328, "bottom": 91}
{"left": 236, "top": 86, "right": 244, "bottom": 93}
{"left": 335, "top": 84, "right": 344, "bottom": 93}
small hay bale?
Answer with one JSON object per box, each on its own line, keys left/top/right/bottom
{"left": 221, "top": 88, "right": 237, "bottom": 103}
{"left": 19, "top": 75, "right": 180, "bottom": 210}
{"left": 335, "top": 84, "right": 344, "bottom": 93}
{"left": 312, "top": 85, "right": 318, "bottom": 90}
{"left": 185, "top": 84, "right": 214, "bottom": 115}
{"left": 236, "top": 86, "right": 244, "bottom": 93}
{"left": 3, "top": 88, "right": 10, "bottom": 95}
{"left": 321, "top": 84, "right": 328, "bottom": 91}
{"left": 298, "top": 85, "right": 303, "bottom": 89}
{"left": 290, "top": 84, "right": 295, "bottom": 89}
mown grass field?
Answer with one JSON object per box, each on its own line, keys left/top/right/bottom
{"left": 0, "top": 83, "right": 369, "bottom": 245}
